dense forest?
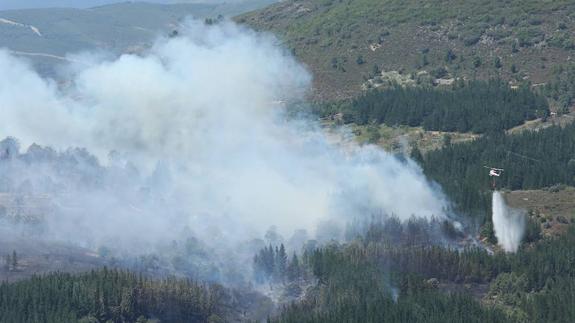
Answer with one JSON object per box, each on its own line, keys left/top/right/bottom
{"left": 0, "top": 268, "right": 239, "bottom": 323}
{"left": 413, "top": 122, "right": 575, "bottom": 216}
{"left": 316, "top": 80, "right": 549, "bottom": 133}
{"left": 267, "top": 225, "right": 575, "bottom": 323}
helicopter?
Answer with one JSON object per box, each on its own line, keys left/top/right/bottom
{"left": 484, "top": 166, "right": 503, "bottom": 177}
{"left": 484, "top": 166, "right": 504, "bottom": 189}
{"left": 483, "top": 151, "right": 541, "bottom": 190}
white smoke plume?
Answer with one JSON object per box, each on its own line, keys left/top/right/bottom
{"left": 492, "top": 191, "right": 525, "bottom": 252}
{"left": 0, "top": 20, "right": 452, "bottom": 276}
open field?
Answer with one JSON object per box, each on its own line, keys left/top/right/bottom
{"left": 504, "top": 186, "right": 575, "bottom": 236}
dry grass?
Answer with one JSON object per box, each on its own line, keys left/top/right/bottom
{"left": 323, "top": 122, "right": 478, "bottom": 153}
{"left": 506, "top": 110, "right": 575, "bottom": 135}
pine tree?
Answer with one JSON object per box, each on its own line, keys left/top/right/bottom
{"left": 494, "top": 57, "right": 502, "bottom": 68}
{"left": 277, "top": 244, "right": 288, "bottom": 281}
{"left": 287, "top": 254, "right": 301, "bottom": 282}
{"left": 120, "top": 288, "right": 135, "bottom": 322}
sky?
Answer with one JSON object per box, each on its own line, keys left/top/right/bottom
{"left": 0, "top": 1, "right": 232, "bottom": 11}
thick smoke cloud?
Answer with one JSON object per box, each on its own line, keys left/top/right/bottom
{"left": 492, "top": 191, "right": 525, "bottom": 252}
{"left": 0, "top": 21, "right": 450, "bottom": 258}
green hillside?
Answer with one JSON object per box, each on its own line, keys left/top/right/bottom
{"left": 239, "top": 0, "right": 575, "bottom": 100}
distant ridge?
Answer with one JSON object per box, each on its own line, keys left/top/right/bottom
{"left": 0, "top": 0, "right": 276, "bottom": 76}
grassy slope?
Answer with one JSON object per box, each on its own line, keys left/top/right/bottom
{"left": 322, "top": 120, "right": 477, "bottom": 153}
{"left": 504, "top": 186, "right": 575, "bottom": 237}
{"left": 239, "top": 0, "right": 575, "bottom": 100}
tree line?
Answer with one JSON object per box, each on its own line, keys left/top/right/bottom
{"left": 315, "top": 79, "right": 549, "bottom": 134}
{"left": 0, "top": 268, "right": 228, "bottom": 323}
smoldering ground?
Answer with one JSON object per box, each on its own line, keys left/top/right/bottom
{"left": 0, "top": 20, "right": 458, "bottom": 283}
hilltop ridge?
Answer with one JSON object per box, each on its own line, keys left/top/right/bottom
{"left": 239, "top": 0, "right": 575, "bottom": 100}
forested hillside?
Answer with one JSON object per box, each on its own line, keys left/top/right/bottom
{"left": 5, "top": 219, "right": 574, "bottom": 322}
{"left": 239, "top": 0, "right": 575, "bottom": 100}
{"left": 259, "top": 223, "right": 575, "bottom": 322}
{"left": 415, "top": 122, "right": 575, "bottom": 217}
{"left": 0, "top": 268, "right": 263, "bottom": 323}
{"left": 2, "top": 1, "right": 575, "bottom": 322}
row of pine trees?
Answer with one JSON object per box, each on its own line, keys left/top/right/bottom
{"left": 319, "top": 79, "right": 549, "bottom": 133}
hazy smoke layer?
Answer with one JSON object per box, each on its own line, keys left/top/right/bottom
{"left": 0, "top": 21, "right": 449, "bottom": 252}
{"left": 492, "top": 191, "right": 525, "bottom": 252}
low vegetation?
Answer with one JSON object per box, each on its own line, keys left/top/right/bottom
{"left": 240, "top": 0, "right": 575, "bottom": 100}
